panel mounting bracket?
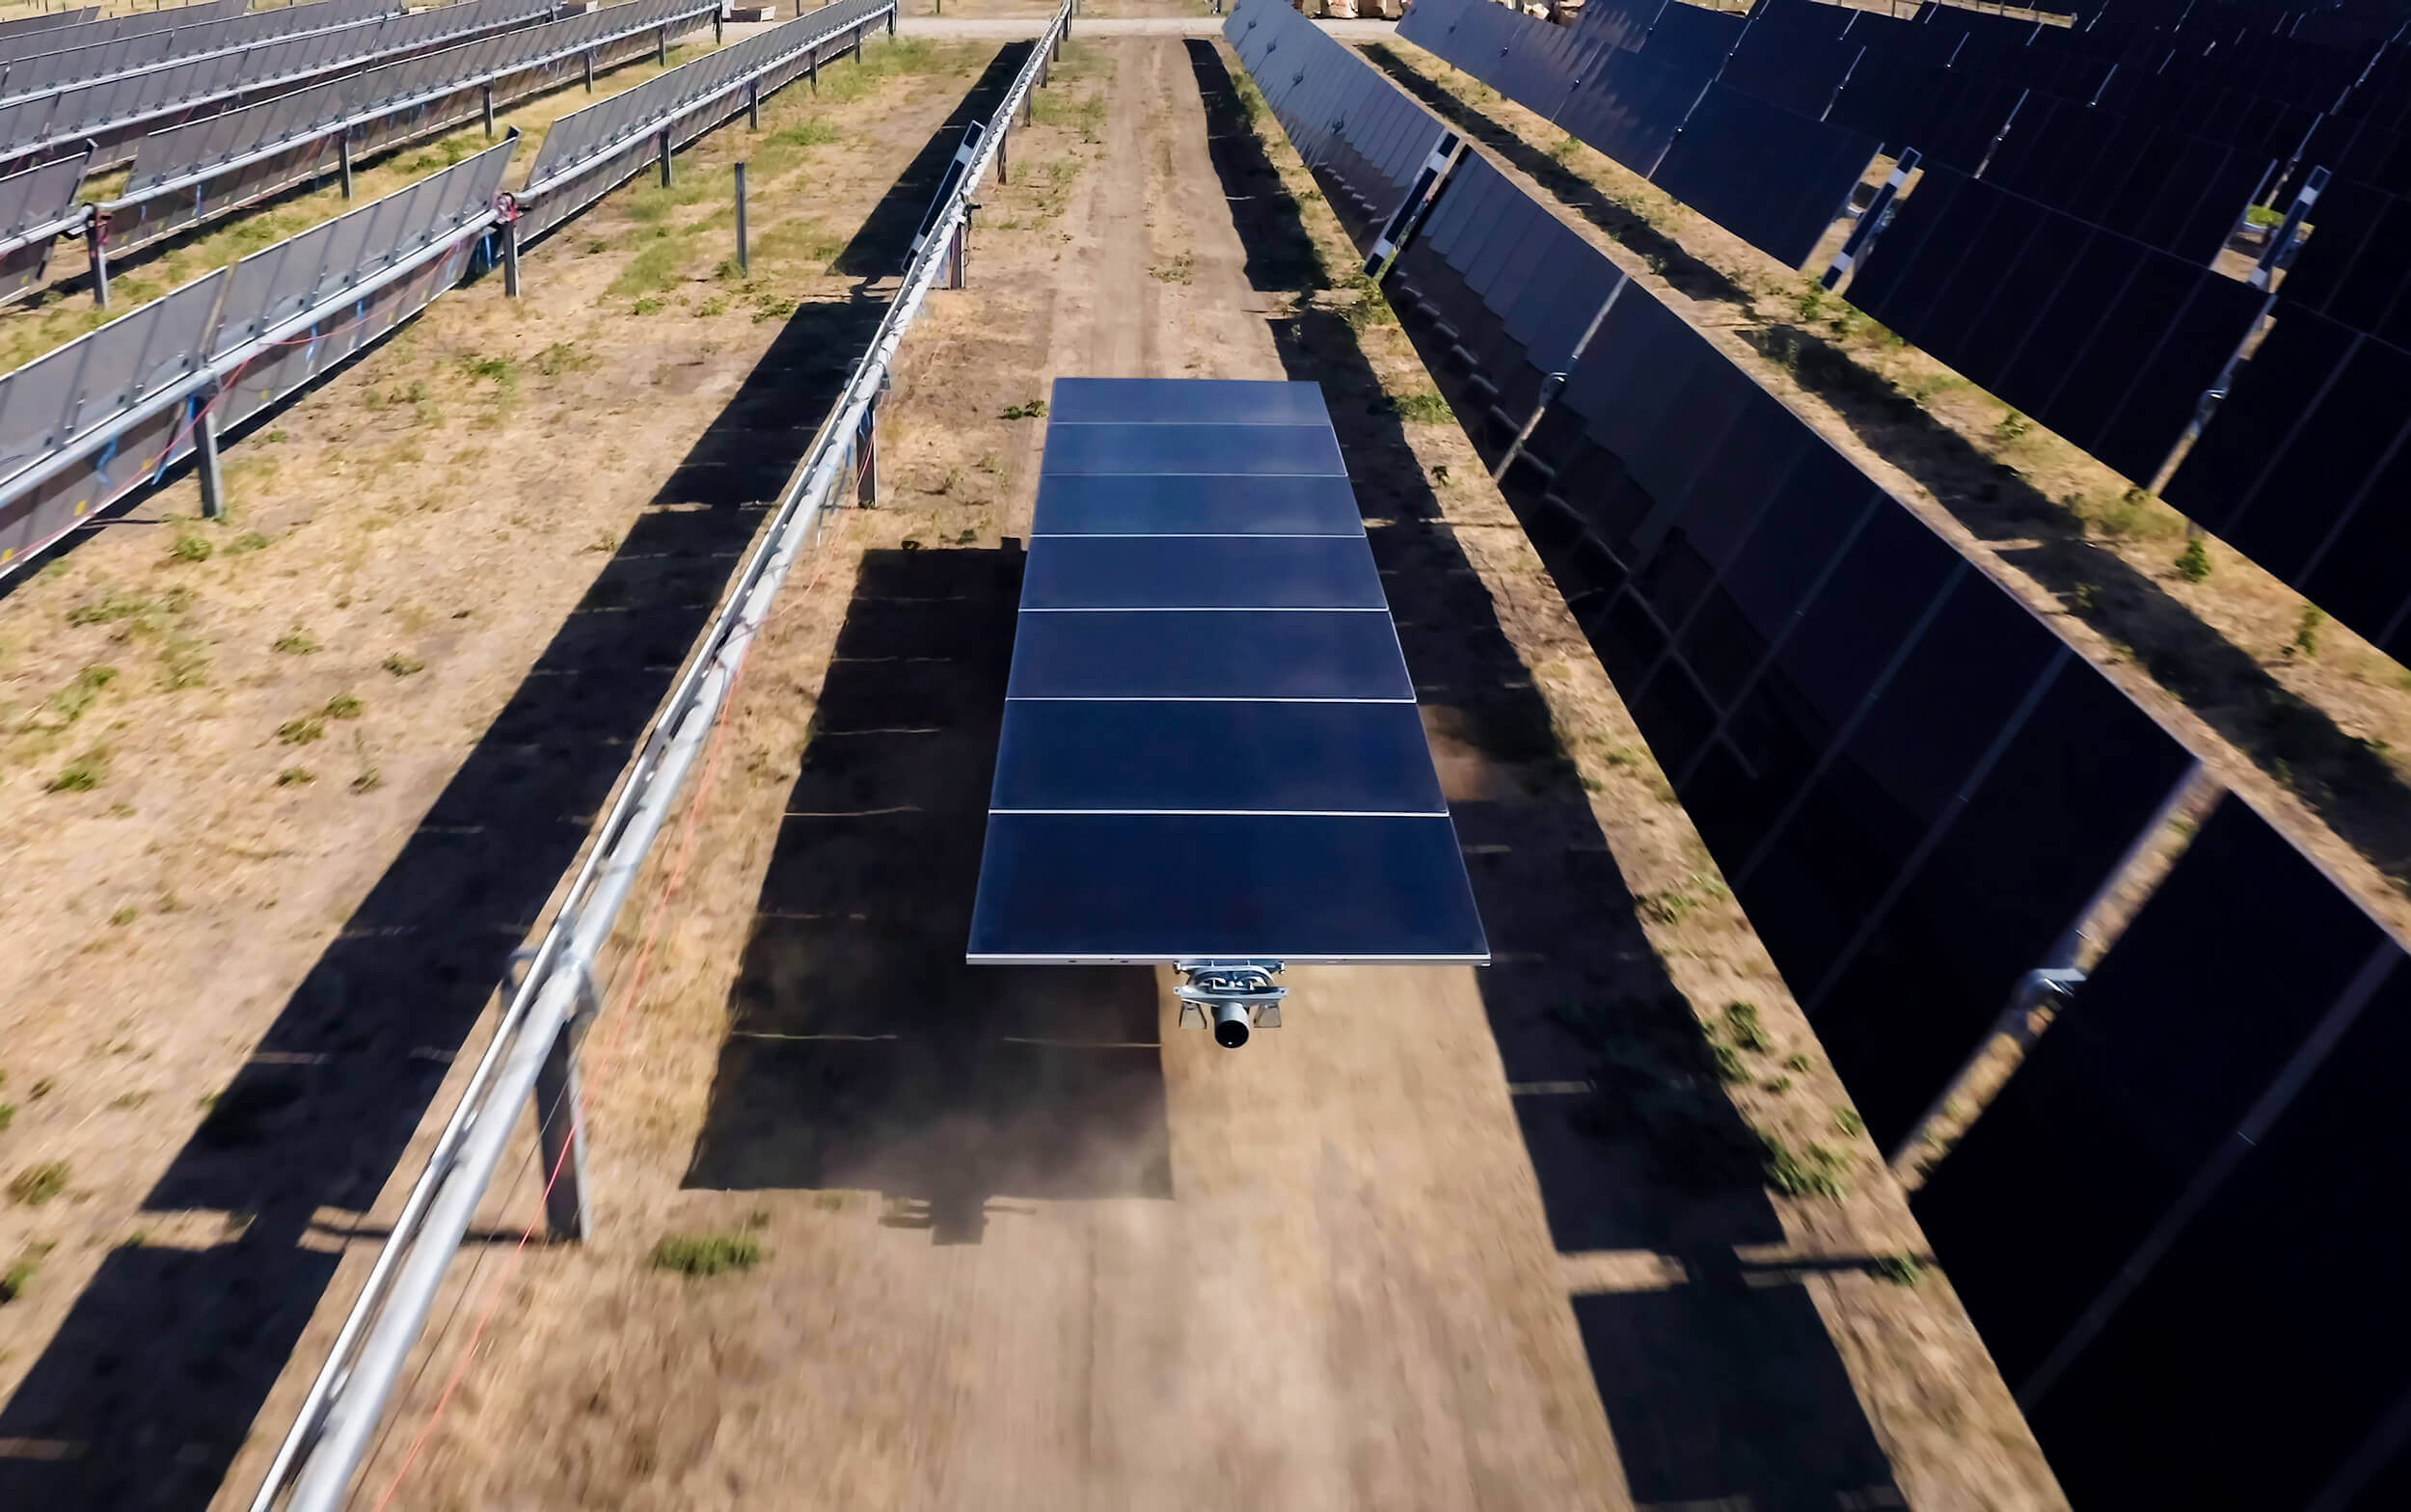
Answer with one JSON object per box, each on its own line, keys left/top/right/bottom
{"left": 1175, "top": 959, "right": 1287, "bottom": 1042}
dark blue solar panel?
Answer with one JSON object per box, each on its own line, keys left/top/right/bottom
{"left": 1032, "top": 473, "right": 1366, "bottom": 536}
{"left": 1021, "top": 535, "right": 1388, "bottom": 609}
{"left": 967, "top": 813, "right": 1487, "bottom": 961}
{"left": 1039, "top": 422, "right": 1347, "bottom": 477}
{"left": 972, "top": 376, "right": 1483, "bottom": 964}
{"left": 1008, "top": 609, "right": 1411, "bottom": 701}
{"left": 989, "top": 700, "right": 1447, "bottom": 813}
{"left": 1051, "top": 377, "right": 1332, "bottom": 425}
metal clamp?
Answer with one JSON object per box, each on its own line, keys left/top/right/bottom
{"left": 1175, "top": 959, "right": 1287, "bottom": 1047}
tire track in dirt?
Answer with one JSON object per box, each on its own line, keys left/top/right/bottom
{"left": 1062, "top": 38, "right": 1161, "bottom": 377}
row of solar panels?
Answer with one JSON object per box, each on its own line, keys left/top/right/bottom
{"left": 0, "top": 0, "right": 248, "bottom": 69}
{"left": 0, "top": 0, "right": 897, "bottom": 579}
{"left": 1228, "top": 2, "right": 2411, "bottom": 1496}
{"left": 108, "top": 0, "right": 720, "bottom": 256}
{"left": 0, "top": 0, "right": 394, "bottom": 104}
{"left": 0, "top": 138, "right": 514, "bottom": 572}
{"left": 1400, "top": 1, "right": 2411, "bottom": 666}
{"left": 0, "top": 0, "right": 716, "bottom": 309}
{"left": 0, "top": 9, "right": 101, "bottom": 44}
{"left": 0, "top": 0, "right": 554, "bottom": 173}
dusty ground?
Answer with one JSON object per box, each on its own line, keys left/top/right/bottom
{"left": 0, "top": 19, "right": 2071, "bottom": 1512}
{"left": 0, "top": 29, "right": 1028, "bottom": 1508}
{"left": 1363, "top": 39, "right": 2411, "bottom": 954}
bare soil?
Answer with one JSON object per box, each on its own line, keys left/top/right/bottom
{"left": 2, "top": 23, "right": 2067, "bottom": 1512}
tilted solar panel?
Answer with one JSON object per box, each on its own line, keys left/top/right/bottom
{"left": 967, "top": 377, "right": 1487, "bottom": 965}
{"left": 1649, "top": 84, "right": 1877, "bottom": 269}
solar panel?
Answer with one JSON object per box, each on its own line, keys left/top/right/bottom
{"left": 967, "top": 377, "right": 1487, "bottom": 970}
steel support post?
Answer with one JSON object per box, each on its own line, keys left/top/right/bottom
{"left": 501, "top": 216, "right": 521, "bottom": 298}
{"left": 658, "top": 129, "right": 673, "bottom": 187}
{"left": 656, "top": 23, "right": 667, "bottom": 64}
{"left": 733, "top": 162, "right": 748, "bottom": 274}
{"left": 808, "top": 50, "right": 818, "bottom": 91}
{"left": 947, "top": 219, "right": 966, "bottom": 289}
{"left": 530, "top": 1021, "right": 591, "bottom": 1241}
{"left": 481, "top": 82, "right": 495, "bottom": 138}
{"left": 85, "top": 213, "right": 108, "bottom": 310}
{"left": 885, "top": 4, "right": 895, "bottom": 32}
{"left": 997, "top": 126, "right": 1009, "bottom": 183}
{"left": 713, "top": 10, "right": 722, "bottom": 42}
{"left": 195, "top": 390, "right": 226, "bottom": 520}
{"left": 747, "top": 78, "right": 760, "bottom": 129}
{"left": 855, "top": 393, "right": 880, "bottom": 505}
{"left": 584, "top": 45, "right": 596, "bottom": 90}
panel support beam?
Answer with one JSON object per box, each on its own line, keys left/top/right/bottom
{"left": 195, "top": 387, "right": 226, "bottom": 520}
{"left": 733, "top": 162, "right": 749, "bottom": 275}
{"left": 532, "top": 1020, "right": 591, "bottom": 1242}
{"left": 85, "top": 210, "right": 108, "bottom": 310}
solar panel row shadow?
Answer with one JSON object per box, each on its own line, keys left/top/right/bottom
{"left": 968, "top": 377, "right": 1486, "bottom": 965}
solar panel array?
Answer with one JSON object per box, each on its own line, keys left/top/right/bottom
{"left": 1913, "top": 793, "right": 2411, "bottom": 1503}
{"left": 1386, "top": 0, "right": 2368, "bottom": 474}
{"left": 0, "top": 8, "right": 100, "bottom": 44}
{"left": 1243, "top": 14, "right": 2411, "bottom": 1493}
{"left": 0, "top": 141, "right": 514, "bottom": 575}
{"left": 0, "top": 150, "right": 90, "bottom": 305}
{"left": 0, "top": 0, "right": 248, "bottom": 68}
{"left": 1387, "top": 150, "right": 1618, "bottom": 434}
{"left": 1247, "top": 0, "right": 2197, "bottom": 1156}
{"left": 0, "top": 0, "right": 395, "bottom": 103}
{"left": 0, "top": 0, "right": 551, "bottom": 173}
{"left": 1395, "top": 0, "right": 2411, "bottom": 726}
{"left": 968, "top": 378, "right": 1487, "bottom": 965}
{"left": 1399, "top": 0, "right": 1877, "bottom": 268}
{"left": 1844, "top": 164, "right": 2265, "bottom": 484}
{"left": 1224, "top": 0, "right": 1456, "bottom": 250}
{"left": 109, "top": 0, "right": 717, "bottom": 256}
{"left": 518, "top": 0, "right": 893, "bottom": 238}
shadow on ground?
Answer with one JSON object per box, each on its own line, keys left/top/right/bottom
{"left": 0, "top": 277, "right": 898, "bottom": 1512}
{"left": 679, "top": 546, "right": 1169, "bottom": 1241}
{"left": 1192, "top": 40, "right": 1904, "bottom": 1509}
{"left": 834, "top": 42, "right": 1033, "bottom": 279}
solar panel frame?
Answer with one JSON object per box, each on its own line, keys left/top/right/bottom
{"left": 969, "top": 377, "right": 1486, "bottom": 966}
